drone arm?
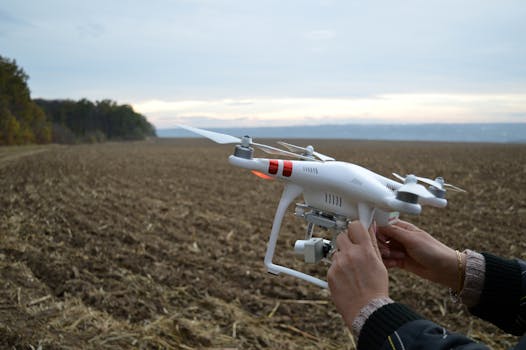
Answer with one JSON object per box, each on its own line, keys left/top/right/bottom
{"left": 358, "top": 203, "right": 376, "bottom": 229}
{"left": 228, "top": 155, "right": 268, "bottom": 173}
{"left": 264, "top": 184, "right": 329, "bottom": 289}
{"left": 419, "top": 196, "right": 447, "bottom": 208}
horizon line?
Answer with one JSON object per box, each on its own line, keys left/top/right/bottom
{"left": 157, "top": 121, "right": 526, "bottom": 130}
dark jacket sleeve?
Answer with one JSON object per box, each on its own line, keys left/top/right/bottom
{"left": 358, "top": 303, "right": 490, "bottom": 350}
{"left": 469, "top": 253, "right": 526, "bottom": 335}
{"left": 358, "top": 253, "right": 526, "bottom": 350}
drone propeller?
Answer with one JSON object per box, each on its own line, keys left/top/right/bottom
{"left": 393, "top": 173, "right": 466, "bottom": 193}
{"left": 178, "top": 124, "right": 241, "bottom": 144}
{"left": 277, "top": 141, "right": 335, "bottom": 162}
{"left": 442, "top": 182, "right": 467, "bottom": 193}
{"left": 178, "top": 125, "right": 315, "bottom": 161}
{"left": 251, "top": 142, "right": 314, "bottom": 160}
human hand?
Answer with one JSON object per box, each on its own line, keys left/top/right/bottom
{"left": 327, "top": 221, "right": 389, "bottom": 328}
{"left": 377, "top": 220, "right": 465, "bottom": 291}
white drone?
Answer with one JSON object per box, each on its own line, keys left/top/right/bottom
{"left": 179, "top": 125, "right": 466, "bottom": 288}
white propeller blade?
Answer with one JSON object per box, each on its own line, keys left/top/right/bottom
{"left": 252, "top": 142, "right": 314, "bottom": 161}
{"left": 313, "top": 152, "right": 336, "bottom": 162}
{"left": 178, "top": 125, "right": 241, "bottom": 144}
{"left": 277, "top": 141, "right": 307, "bottom": 153}
{"left": 414, "top": 176, "right": 443, "bottom": 189}
{"left": 392, "top": 173, "right": 406, "bottom": 182}
{"left": 277, "top": 141, "right": 335, "bottom": 162}
{"left": 178, "top": 125, "right": 315, "bottom": 161}
{"left": 393, "top": 173, "right": 466, "bottom": 193}
{"left": 398, "top": 183, "right": 434, "bottom": 199}
{"left": 444, "top": 183, "right": 467, "bottom": 193}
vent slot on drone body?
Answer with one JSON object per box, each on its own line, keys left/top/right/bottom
{"left": 385, "top": 183, "right": 397, "bottom": 193}
{"left": 302, "top": 166, "right": 319, "bottom": 175}
{"left": 325, "top": 193, "right": 342, "bottom": 207}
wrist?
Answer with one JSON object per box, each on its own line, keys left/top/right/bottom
{"left": 459, "top": 250, "right": 485, "bottom": 307}
{"left": 434, "top": 248, "right": 466, "bottom": 290}
{"left": 341, "top": 293, "right": 390, "bottom": 329}
{"left": 455, "top": 250, "right": 467, "bottom": 293}
{"left": 351, "top": 297, "right": 394, "bottom": 338}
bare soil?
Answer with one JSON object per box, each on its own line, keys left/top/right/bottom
{"left": 0, "top": 138, "right": 525, "bottom": 349}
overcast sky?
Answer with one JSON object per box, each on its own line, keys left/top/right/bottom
{"left": 2, "top": 0, "right": 525, "bottom": 128}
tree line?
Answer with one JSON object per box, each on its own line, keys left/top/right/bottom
{"left": 35, "top": 98, "right": 156, "bottom": 144}
{"left": 0, "top": 55, "right": 156, "bottom": 146}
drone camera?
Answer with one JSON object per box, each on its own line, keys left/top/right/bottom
{"left": 294, "top": 238, "right": 332, "bottom": 263}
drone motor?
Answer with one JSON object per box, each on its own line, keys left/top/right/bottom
{"left": 234, "top": 136, "right": 254, "bottom": 159}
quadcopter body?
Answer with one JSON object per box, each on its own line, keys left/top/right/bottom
{"left": 180, "top": 125, "right": 465, "bottom": 288}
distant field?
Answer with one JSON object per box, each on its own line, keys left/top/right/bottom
{"left": 0, "top": 139, "right": 525, "bottom": 349}
{"left": 161, "top": 123, "right": 526, "bottom": 143}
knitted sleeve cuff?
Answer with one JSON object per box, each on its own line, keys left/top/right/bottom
{"left": 352, "top": 297, "right": 394, "bottom": 338}
{"left": 469, "top": 252, "right": 523, "bottom": 335}
{"left": 460, "top": 250, "right": 485, "bottom": 308}
{"left": 357, "top": 302, "right": 422, "bottom": 349}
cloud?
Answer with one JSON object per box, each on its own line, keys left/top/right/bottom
{"left": 133, "top": 93, "right": 526, "bottom": 129}
{"left": 3, "top": 0, "right": 526, "bottom": 114}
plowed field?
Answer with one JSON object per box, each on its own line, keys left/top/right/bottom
{"left": 0, "top": 139, "right": 525, "bottom": 349}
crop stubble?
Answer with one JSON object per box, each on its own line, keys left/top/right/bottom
{"left": 0, "top": 139, "right": 525, "bottom": 349}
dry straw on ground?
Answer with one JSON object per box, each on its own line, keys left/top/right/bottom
{"left": 0, "top": 139, "right": 525, "bottom": 349}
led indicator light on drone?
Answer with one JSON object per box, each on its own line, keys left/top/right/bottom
{"left": 252, "top": 170, "right": 275, "bottom": 180}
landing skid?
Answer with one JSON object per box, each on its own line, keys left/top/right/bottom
{"left": 263, "top": 184, "right": 349, "bottom": 289}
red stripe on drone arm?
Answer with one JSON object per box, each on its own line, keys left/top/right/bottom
{"left": 283, "top": 160, "right": 293, "bottom": 177}
{"left": 268, "top": 159, "right": 279, "bottom": 174}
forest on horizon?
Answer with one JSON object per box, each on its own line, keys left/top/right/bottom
{"left": 0, "top": 55, "right": 156, "bottom": 146}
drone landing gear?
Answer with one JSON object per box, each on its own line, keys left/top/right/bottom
{"left": 264, "top": 184, "right": 331, "bottom": 288}
{"left": 263, "top": 185, "right": 378, "bottom": 289}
